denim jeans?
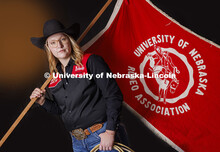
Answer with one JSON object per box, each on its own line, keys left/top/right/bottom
{"left": 70, "top": 122, "right": 129, "bottom": 152}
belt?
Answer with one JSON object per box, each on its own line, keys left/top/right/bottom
{"left": 71, "top": 123, "right": 104, "bottom": 140}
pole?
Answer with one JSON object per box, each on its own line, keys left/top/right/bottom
{"left": 77, "top": 0, "right": 112, "bottom": 43}
{"left": 0, "top": 75, "right": 53, "bottom": 147}
{"left": 0, "top": 0, "right": 112, "bottom": 147}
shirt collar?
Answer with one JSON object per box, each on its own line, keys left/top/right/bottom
{"left": 56, "top": 58, "right": 75, "bottom": 73}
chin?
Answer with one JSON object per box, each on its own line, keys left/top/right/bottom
{"left": 57, "top": 55, "right": 69, "bottom": 59}
{"left": 57, "top": 51, "right": 71, "bottom": 59}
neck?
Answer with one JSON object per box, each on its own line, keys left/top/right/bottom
{"left": 59, "top": 57, "right": 71, "bottom": 69}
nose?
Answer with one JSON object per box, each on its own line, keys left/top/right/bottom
{"left": 57, "top": 40, "right": 64, "bottom": 48}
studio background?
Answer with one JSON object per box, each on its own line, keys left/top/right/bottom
{"left": 0, "top": 0, "right": 219, "bottom": 152}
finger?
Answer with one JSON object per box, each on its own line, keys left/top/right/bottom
{"left": 33, "top": 91, "right": 41, "bottom": 95}
{"left": 102, "top": 146, "right": 106, "bottom": 151}
{"left": 35, "top": 88, "right": 43, "bottom": 94}
{"left": 34, "top": 88, "right": 41, "bottom": 92}
{"left": 30, "top": 94, "right": 38, "bottom": 99}
{"left": 35, "top": 88, "right": 44, "bottom": 94}
{"left": 40, "top": 89, "right": 46, "bottom": 94}
{"left": 30, "top": 94, "right": 40, "bottom": 100}
{"left": 30, "top": 95, "right": 35, "bottom": 99}
{"left": 30, "top": 88, "right": 42, "bottom": 99}
{"left": 42, "top": 90, "right": 46, "bottom": 95}
{"left": 32, "top": 92, "right": 42, "bottom": 97}
{"left": 105, "top": 146, "right": 110, "bottom": 151}
{"left": 99, "top": 144, "right": 103, "bottom": 151}
{"left": 42, "top": 89, "right": 46, "bottom": 93}
{"left": 30, "top": 94, "right": 37, "bottom": 98}
{"left": 33, "top": 95, "right": 42, "bottom": 100}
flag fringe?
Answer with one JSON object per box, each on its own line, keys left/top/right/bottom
{"left": 123, "top": 102, "right": 184, "bottom": 152}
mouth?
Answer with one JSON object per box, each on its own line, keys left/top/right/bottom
{"left": 58, "top": 49, "right": 65, "bottom": 53}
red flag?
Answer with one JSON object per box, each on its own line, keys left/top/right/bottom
{"left": 83, "top": 0, "right": 220, "bottom": 151}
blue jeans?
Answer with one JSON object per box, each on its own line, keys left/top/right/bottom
{"left": 70, "top": 122, "right": 129, "bottom": 152}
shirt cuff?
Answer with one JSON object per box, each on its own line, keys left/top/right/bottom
{"left": 41, "top": 99, "right": 51, "bottom": 111}
{"left": 106, "top": 120, "right": 119, "bottom": 131}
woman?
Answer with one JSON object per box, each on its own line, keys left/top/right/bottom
{"left": 30, "top": 19, "right": 128, "bottom": 152}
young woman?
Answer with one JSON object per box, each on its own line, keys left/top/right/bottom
{"left": 30, "top": 19, "right": 128, "bottom": 152}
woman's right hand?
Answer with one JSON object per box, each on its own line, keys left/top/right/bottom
{"left": 30, "top": 88, "right": 46, "bottom": 106}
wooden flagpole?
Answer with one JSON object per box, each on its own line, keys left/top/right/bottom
{"left": 77, "top": 0, "right": 112, "bottom": 43}
{"left": 0, "top": 75, "right": 53, "bottom": 147}
{"left": 0, "top": 0, "right": 112, "bottom": 147}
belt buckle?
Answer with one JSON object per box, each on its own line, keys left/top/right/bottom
{"left": 71, "top": 128, "right": 87, "bottom": 140}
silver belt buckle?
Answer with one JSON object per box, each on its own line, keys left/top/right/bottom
{"left": 71, "top": 128, "right": 87, "bottom": 140}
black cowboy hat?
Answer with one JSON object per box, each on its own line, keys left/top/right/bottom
{"left": 30, "top": 19, "right": 80, "bottom": 49}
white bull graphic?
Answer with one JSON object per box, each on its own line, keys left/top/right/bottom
{"left": 146, "top": 46, "right": 180, "bottom": 104}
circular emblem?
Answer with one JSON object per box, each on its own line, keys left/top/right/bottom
{"left": 139, "top": 46, "right": 194, "bottom": 104}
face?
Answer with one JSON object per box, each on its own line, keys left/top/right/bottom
{"left": 46, "top": 33, "right": 72, "bottom": 60}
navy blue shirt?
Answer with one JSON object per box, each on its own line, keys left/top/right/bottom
{"left": 42, "top": 54, "right": 123, "bottom": 131}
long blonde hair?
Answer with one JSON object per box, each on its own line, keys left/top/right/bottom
{"left": 44, "top": 33, "right": 84, "bottom": 73}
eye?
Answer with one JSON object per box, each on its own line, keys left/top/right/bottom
{"left": 50, "top": 41, "right": 56, "bottom": 45}
{"left": 61, "top": 37, "right": 66, "bottom": 40}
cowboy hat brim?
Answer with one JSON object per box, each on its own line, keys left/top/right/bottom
{"left": 30, "top": 23, "right": 80, "bottom": 50}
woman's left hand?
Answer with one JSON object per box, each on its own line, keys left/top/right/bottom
{"left": 99, "top": 130, "right": 115, "bottom": 151}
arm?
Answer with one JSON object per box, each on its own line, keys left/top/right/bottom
{"left": 87, "top": 54, "right": 123, "bottom": 131}
{"left": 87, "top": 54, "right": 123, "bottom": 151}
{"left": 30, "top": 87, "right": 61, "bottom": 115}
{"left": 41, "top": 88, "right": 62, "bottom": 115}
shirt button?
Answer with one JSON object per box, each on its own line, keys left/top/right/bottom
{"left": 66, "top": 82, "right": 68, "bottom": 85}
{"left": 69, "top": 111, "right": 71, "bottom": 113}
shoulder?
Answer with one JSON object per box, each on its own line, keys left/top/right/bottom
{"left": 86, "top": 54, "right": 111, "bottom": 72}
{"left": 81, "top": 53, "right": 104, "bottom": 63}
{"left": 87, "top": 54, "right": 105, "bottom": 63}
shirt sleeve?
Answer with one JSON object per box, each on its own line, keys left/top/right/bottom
{"left": 41, "top": 88, "right": 62, "bottom": 115}
{"left": 86, "top": 54, "right": 123, "bottom": 131}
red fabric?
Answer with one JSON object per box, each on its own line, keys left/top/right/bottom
{"left": 48, "top": 74, "right": 61, "bottom": 88}
{"left": 85, "top": 0, "right": 220, "bottom": 151}
{"left": 71, "top": 53, "right": 92, "bottom": 75}
{"left": 49, "top": 53, "right": 92, "bottom": 87}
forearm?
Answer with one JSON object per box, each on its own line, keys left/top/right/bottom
{"left": 105, "top": 95, "right": 123, "bottom": 131}
{"left": 87, "top": 54, "right": 123, "bottom": 131}
{"left": 41, "top": 99, "right": 62, "bottom": 114}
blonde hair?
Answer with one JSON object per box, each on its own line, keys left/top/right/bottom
{"left": 44, "top": 33, "right": 84, "bottom": 73}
